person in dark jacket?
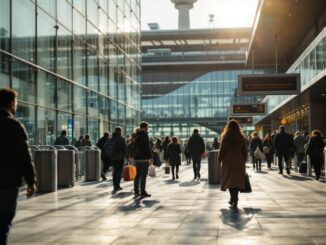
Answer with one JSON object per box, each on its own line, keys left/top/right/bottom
{"left": 187, "top": 129, "right": 205, "bottom": 180}
{"left": 81, "top": 134, "right": 91, "bottom": 146}
{"left": 273, "top": 125, "right": 296, "bottom": 175}
{"left": 306, "top": 130, "right": 325, "bottom": 180}
{"left": 110, "top": 127, "right": 127, "bottom": 192}
{"left": 167, "top": 136, "right": 182, "bottom": 180}
{"left": 133, "top": 121, "right": 153, "bottom": 198}
{"left": 183, "top": 140, "right": 191, "bottom": 164}
{"left": 53, "top": 130, "right": 69, "bottom": 145}
{"left": 249, "top": 132, "right": 263, "bottom": 172}
{"left": 262, "top": 133, "right": 274, "bottom": 169}
{"left": 162, "top": 136, "right": 170, "bottom": 164}
{"left": 74, "top": 135, "right": 83, "bottom": 148}
{"left": 212, "top": 137, "right": 220, "bottom": 149}
{"left": 0, "top": 88, "right": 36, "bottom": 244}
{"left": 294, "top": 131, "right": 307, "bottom": 166}
{"left": 96, "top": 132, "right": 110, "bottom": 181}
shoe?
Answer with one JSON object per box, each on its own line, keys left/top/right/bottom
{"left": 278, "top": 171, "right": 283, "bottom": 175}
{"left": 134, "top": 192, "right": 140, "bottom": 198}
{"left": 141, "top": 192, "right": 151, "bottom": 198}
{"left": 316, "top": 176, "right": 320, "bottom": 180}
{"left": 172, "top": 175, "right": 175, "bottom": 180}
{"left": 232, "top": 202, "right": 238, "bottom": 208}
{"left": 286, "top": 168, "right": 290, "bottom": 175}
{"left": 176, "top": 174, "right": 179, "bottom": 179}
{"left": 198, "top": 173, "right": 201, "bottom": 179}
{"left": 194, "top": 175, "right": 197, "bottom": 180}
{"left": 101, "top": 173, "right": 107, "bottom": 181}
{"left": 228, "top": 199, "right": 233, "bottom": 205}
{"left": 117, "top": 186, "right": 123, "bottom": 191}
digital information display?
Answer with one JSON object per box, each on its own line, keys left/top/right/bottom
{"left": 228, "top": 116, "right": 253, "bottom": 124}
{"left": 231, "top": 103, "right": 266, "bottom": 115}
{"left": 238, "top": 74, "right": 300, "bottom": 95}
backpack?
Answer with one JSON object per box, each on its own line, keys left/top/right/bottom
{"left": 104, "top": 138, "right": 119, "bottom": 159}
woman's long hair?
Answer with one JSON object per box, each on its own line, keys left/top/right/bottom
{"left": 221, "top": 120, "right": 245, "bottom": 142}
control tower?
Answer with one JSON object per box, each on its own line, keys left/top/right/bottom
{"left": 171, "top": 0, "right": 197, "bottom": 29}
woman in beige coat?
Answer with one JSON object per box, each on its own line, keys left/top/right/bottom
{"left": 218, "top": 120, "right": 248, "bottom": 208}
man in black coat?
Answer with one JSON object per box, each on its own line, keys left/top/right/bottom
{"left": 96, "top": 131, "right": 110, "bottom": 180}
{"left": 273, "top": 125, "right": 295, "bottom": 175}
{"left": 187, "top": 129, "right": 205, "bottom": 180}
{"left": 109, "top": 127, "right": 127, "bottom": 192}
{"left": 53, "top": 130, "right": 69, "bottom": 145}
{"left": 0, "top": 88, "right": 36, "bottom": 244}
{"left": 133, "top": 121, "right": 153, "bottom": 198}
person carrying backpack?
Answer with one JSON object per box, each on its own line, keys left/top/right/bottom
{"left": 96, "top": 132, "right": 110, "bottom": 181}
{"left": 104, "top": 127, "right": 127, "bottom": 192}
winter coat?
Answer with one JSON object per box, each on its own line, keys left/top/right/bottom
{"left": 162, "top": 140, "right": 170, "bottom": 160}
{"left": 54, "top": 135, "right": 69, "bottom": 145}
{"left": 306, "top": 136, "right": 325, "bottom": 160}
{"left": 187, "top": 133, "right": 205, "bottom": 158}
{"left": 218, "top": 135, "right": 247, "bottom": 191}
{"left": 273, "top": 131, "right": 295, "bottom": 157}
{"left": 294, "top": 135, "right": 307, "bottom": 153}
{"left": 0, "top": 110, "right": 36, "bottom": 189}
{"left": 134, "top": 130, "right": 152, "bottom": 161}
{"left": 167, "top": 143, "right": 181, "bottom": 166}
{"left": 110, "top": 132, "right": 127, "bottom": 161}
{"left": 249, "top": 137, "right": 263, "bottom": 155}
{"left": 262, "top": 139, "right": 274, "bottom": 154}
{"left": 81, "top": 138, "right": 91, "bottom": 147}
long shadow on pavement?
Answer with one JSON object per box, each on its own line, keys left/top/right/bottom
{"left": 179, "top": 180, "right": 200, "bottom": 187}
{"left": 220, "top": 207, "right": 258, "bottom": 231}
{"left": 283, "top": 175, "right": 313, "bottom": 181}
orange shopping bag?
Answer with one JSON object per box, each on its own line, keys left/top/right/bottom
{"left": 124, "top": 164, "right": 136, "bottom": 181}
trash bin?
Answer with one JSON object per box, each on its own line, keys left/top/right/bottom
{"left": 57, "top": 149, "right": 75, "bottom": 187}
{"left": 83, "top": 146, "right": 101, "bottom": 181}
{"left": 63, "top": 145, "right": 80, "bottom": 180}
{"left": 34, "top": 146, "right": 57, "bottom": 192}
{"left": 208, "top": 150, "right": 220, "bottom": 184}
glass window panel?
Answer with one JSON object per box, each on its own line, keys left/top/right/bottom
{"left": 0, "top": 53, "right": 10, "bottom": 88}
{"left": 87, "top": 0, "right": 98, "bottom": 26}
{"left": 37, "top": 107, "right": 56, "bottom": 145}
{"left": 57, "top": 112, "right": 73, "bottom": 143}
{"left": 12, "top": 61, "right": 35, "bottom": 104}
{"left": 88, "top": 91, "right": 99, "bottom": 117}
{"left": 57, "top": 0, "right": 72, "bottom": 30}
{"left": 0, "top": 0, "right": 10, "bottom": 51}
{"left": 87, "top": 22, "right": 99, "bottom": 50}
{"left": 73, "top": 10, "right": 86, "bottom": 40}
{"left": 57, "top": 26, "right": 72, "bottom": 79}
{"left": 37, "top": 70, "right": 56, "bottom": 108}
{"left": 99, "top": 58, "right": 109, "bottom": 95}
{"left": 74, "top": 86, "right": 86, "bottom": 115}
{"left": 87, "top": 48, "right": 99, "bottom": 91}
{"left": 37, "top": 9, "right": 56, "bottom": 71}
{"left": 88, "top": 118, "right": 99, "bottom": 145}
{"left": 16, "top": 103, "right": 36, "bottom": 144}
{"left": 74, "top": 116, "right": 87, "bottom": 140}
{"left": 73, "top": 37, "right": 87, "bottom": 85}
{"left": 99, "top": 95, "right": 109, "bottom": 120}
{"left": 110, "top": 100, "right": 118, "bottom": 122}
{"left": 12, "top": 0, "right": 36, "bottom": 62}
{"left": 57, "top": 79, "right": 72, "bottom": 112}
{"left": 37, "top": 0, "right": 56, "bottom": 17}
{"left": 74, "top": 0, "right": 86, "bottom": 15}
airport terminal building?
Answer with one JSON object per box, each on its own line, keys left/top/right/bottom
{"left": 0, "top": 0, "right": 142, "bottom": 144}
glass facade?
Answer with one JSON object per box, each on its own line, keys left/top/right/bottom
{"left": 0, "top": 0, "right": 142, "bottom": 144}
{"left": 260, "top": 27, "right": 326, "bottom": 119}
{"left": 142, "top": 69, "right": 265, "bottom": 140}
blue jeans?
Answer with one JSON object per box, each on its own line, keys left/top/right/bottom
{"left": 0, "top": 188, "right": 18, "bottom": 245}
{"left": 134, "top": 161, "right": 149, "bottom": 194}
{"left": 192, "top": 155, "right": 201, "bottom": 177}
{"left": 112, "top": 160, "right": 124, "bottom": 189}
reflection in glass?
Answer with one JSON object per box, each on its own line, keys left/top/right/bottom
{"left": 12, "top": 61, "right": 35, "bottom": 104}
{"left": 74, "top": 86, "right": 86, "bottom": 115}
{"left": 88, "top": 118, "right": 99, "bottom": 145}
{"left": 57, "top": 26, "right": 72, "bottom": 79}
{"left": 0, "top": 53, "right": 10, "bottom": 88}
{"left": 58, "top": 112, "right": 73, "bottom": 143}
{"left": 37, "top": 70, "right": 56, "bottom": 108}
{"left": 16, "top": 103, "right": 36, "bottom": 144}
{"left": 0, "top": 0, "right": 10, "bottom": 52}
{"left": 74, "top": 116, "right": 87, "bottom": 140}
{"left": 37, "top": 107, "right": 56, "bottom": 145}
{"left": 12, "top": 0, "right": 35, "bottom": 62}
{"left": 57, "top": 79, "right": 72, "bottom": 112}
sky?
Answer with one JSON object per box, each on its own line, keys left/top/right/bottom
{"left": 141, "top": 0, "right": 259, "bottom": 30}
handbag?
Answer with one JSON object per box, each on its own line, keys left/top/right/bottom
{"left": 148, "top": 165, "right": 156, "bottom": 177}
{"left": 240, "top": 173, "right": 252, "bottom": 193}
{"left": 254, "top": 147, "right": 266, "bottom": 160}
{"left": 263, "top": 146, "right": 271, "bottom": 154}
{"left": 164, "top": 166, "right": 170, "bottom": 174}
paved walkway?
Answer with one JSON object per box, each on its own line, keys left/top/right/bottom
{"left": 9, "top": 161, "right": 326, "bottom": 245}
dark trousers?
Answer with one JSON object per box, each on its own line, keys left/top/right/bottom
{"left": 0, "top": 188, "right": 18, "bottom": 245}
{"left": 102, "top": 157, "right": 111, "bottom": 174}
{"left": 278, "top": 154, "right": 290, "bottom": 173}
{"left": 192, "top": 155, "right": 201, "bottom": 177}
{"left": 266, "top": 153, "right": 273, "bottom": 168}
{"left": 311, "top": 157, "right": 323, "bottom": 179}
{"left": 112, "top": 160, "right": 124, "bottom": 189}
{"left": 134, "top": 161, "right": 149, "bottom": 194}
{"left": 296, "top": 153, "right": 305, "bottom": 164}
{"left": 171, "top": 165, "right": 179, "bottom": 177}
{"left": 228, "top": 187, "right": 239, "bottom": 203}
{"left": 252, "top": 156, "right": 261, "bottom": 170}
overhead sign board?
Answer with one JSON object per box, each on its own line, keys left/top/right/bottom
{"left": 228, "top": 116, "right": 253, "bottom": 124}
{"left": 231, "top": 103, "right": 266, "bottom": 115}
{"left": 238, "top": 74, "right": 300, "bottom": 95}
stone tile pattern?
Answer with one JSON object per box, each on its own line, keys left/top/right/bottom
{"left": 9, "top": 161, "right": 326, "bottom": 245}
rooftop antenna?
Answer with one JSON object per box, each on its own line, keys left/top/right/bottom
{"left": 209, "top": 14, "right": 215, "bottom": 28}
